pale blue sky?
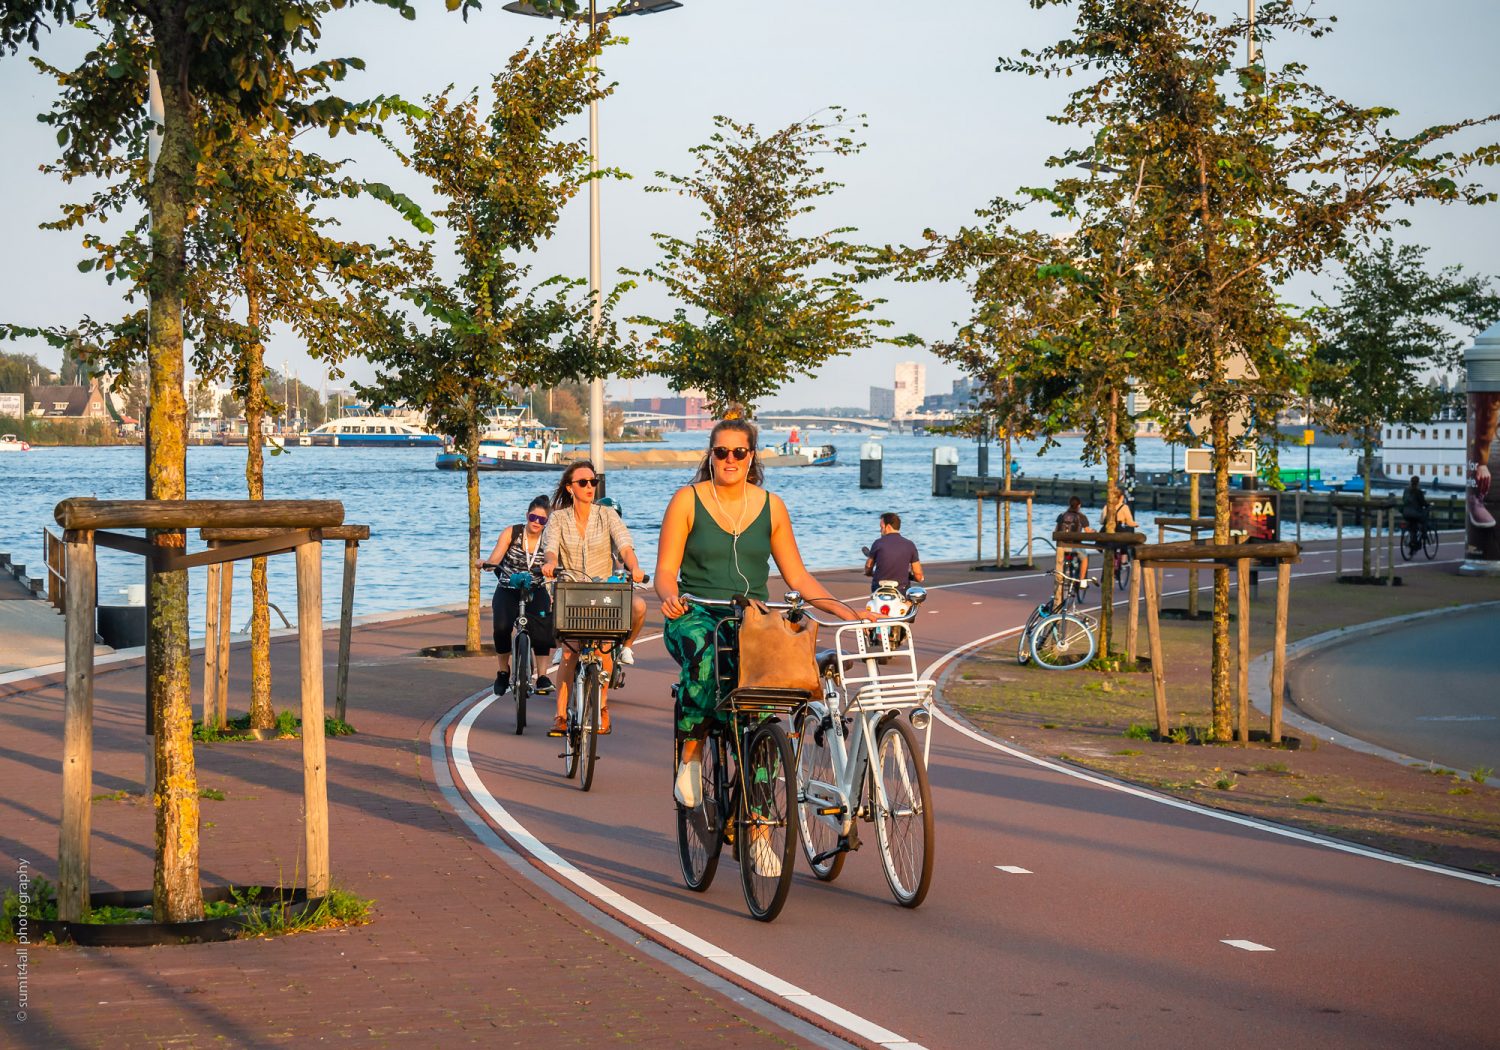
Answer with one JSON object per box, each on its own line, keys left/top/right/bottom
{"left": 2, "top": 0, "right": 1497, "bottom": 409}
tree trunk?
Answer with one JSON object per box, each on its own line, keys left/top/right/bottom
{"left": 146, "top": 22, "right": 202, "bottom": 923}
{"left": 1210, "top": 407, "right": 1232, "bottom": 742}
{"left": 466, "top": 421, "right": 483, "bottom": 652}
{"left": 243, "top": 284, "right": 274, "bottom": 732}
{"left": 1361, "top": 434, "right": 1374, "bottom": 577}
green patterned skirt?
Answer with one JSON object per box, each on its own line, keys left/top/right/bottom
{"left": 663, "top": 604, "right": 737, "bottom": 737}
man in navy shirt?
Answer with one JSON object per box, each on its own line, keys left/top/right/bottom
{"left": 865, "top": 512, "right": 923, "bottom": 593}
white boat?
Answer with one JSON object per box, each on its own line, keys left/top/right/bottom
{"left": 0, "top": 434, "right": 32, "bottom": 452}
{"left": 304, "top": 410, "right": 443, "bottom": 448}
{"left": 436, "top": 415, "right": 567, "bottom": 472}
{"left": 1377, "top": 413, "right": 1467, "bottom": 489}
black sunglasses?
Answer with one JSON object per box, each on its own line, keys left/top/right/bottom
{"left": 711, "top": 446, "right": 751, "bottom": 462}
{"left": 526, "top": 512, "right": 548, "bottom": 524}
{"left": 571, "top": 477, "right": 598, "bottom": 488}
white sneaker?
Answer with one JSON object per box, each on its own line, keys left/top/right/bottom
{"left": 673, "top": 756, "right": 701, "bottom": 808}
{"left": 620, "top": 645, "right": 636, "bottom": 666}
{"left": 547, "top": 653, "right": 562, "bottom": 673}
{"left": 749, "top": 833, "right": 782, "bottom": 879}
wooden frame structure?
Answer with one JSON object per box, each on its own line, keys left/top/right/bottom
{"left": 975, "top": 489, "right": 1036, "bottom": 569}
{"left": 1153, "top": 517, "right": 1214, "bottom": 618}
{"left": 1052, "top": 530, "right": 1147, "bottom": 659}
{"left": 1134, "top": 540, "right": 1300, "bottom": 746}
{"left": 53, "top": 498, "right": 344, "bottom": 922}
{"left": 200, "top": 524, "right": 371, "bottom": 728}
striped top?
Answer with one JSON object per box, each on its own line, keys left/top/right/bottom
{"left": 542, "top": 504, "right": 633, "bottom": 580}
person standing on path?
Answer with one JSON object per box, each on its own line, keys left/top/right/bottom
{"left": 541, "top": 460, "right": 647, "bottom": 737}
{"left": 864, "top": 512, "right": 923, "bottom": 593}
{"left": 479, "top": 495, "right": 556, "bottom": 698}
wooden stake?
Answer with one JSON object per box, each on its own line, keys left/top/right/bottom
{"left": 216, "top": 560, "right": 233, "bottom": 729}
{"left": 1236, "top": 557, "right": 1250, "bottom": 744}
{"left": 1025, "top": 498, "right": 1034, "bottom": 568}
{"left": 1271, "top": 560, "right": 1290, "bottom": 744}
{"left": 296, "top": 539, "right": 330, "bottom": 899}
{"left": 1142, "top": 566, "right": 1168, "bottom": 738}
{"left": 336, "top": 539, "right": 359, "bottom": 723}
{"left": 995, "top": 496, "right": 1004, "bottom": 569}
{"left": 1126, "top": 552, "right": 1141, "bottom": 661}
{"left": 203, "top": 561, "right": 221, "bottom": 728}
{"left": 1188, "top": 475, "right": 1200, "bottom": 619}
{"left": 976, "top": 495, "right": 983, "bottom": 564}
{"left": 1335, "top": 508, "right": 1343, "bottom": 577}
{"left": 59, "top": 530, "right": 96, "bottom": 922}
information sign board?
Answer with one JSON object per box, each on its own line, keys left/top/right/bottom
{"left": 1229, "top": 491, "right": 1279, "bottom": 542}
{"left": 1184, "top": 448, "right": 1256, "bottom": 476}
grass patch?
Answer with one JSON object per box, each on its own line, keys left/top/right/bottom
{"left": 1299, "top": 795, "right": 1326, "bottom": 805}
{"left": 198, "top": 787, "right": 226, "bottom": 801}
{"left": 1473, "top": 766, "right": 1493, "bottom": 786}
{"left": 2, "top": 877, "right": 58, "bottom": 941}
{"left": 1124, "top": 723, "right": 1152, "bottom": 741}
{"left": 1040, "top": 722, "right": 1059, "bottom": 730}
{"left": 237, "top": 885, "right": 374, "bottom": 937}
{"left": 195, "top": 710, "right": 357, "bottom": 743}
{"left": 91, "top": 790, "right": 131, "bottom": 802}
{"left": 1115, "top": 749, "right": 1142, "bottom": 757}
{"left": 1255, "top": 762, "right": 1290, "bottom": 774}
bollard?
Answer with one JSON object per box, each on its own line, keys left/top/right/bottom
{"left": 977, "top": 443, "right": 989, "bottom": 479}
{"left": 932, "top": 446, "right": 958, "bottom": 497}
{"left": 859, "top": 440, "right": 883, "bottom": 489}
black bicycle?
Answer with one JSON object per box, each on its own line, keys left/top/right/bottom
{"left": 494, "top": 570, "right": 546, "bottom": 735}
{"left": 1400, "top": 516, "right": 1439, "bottom": 561}
{"left": 674, "top": 593, "right": 802, "bottom": 923}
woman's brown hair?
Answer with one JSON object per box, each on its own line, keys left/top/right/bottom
{"left": 691, "top": 419, "right": 764, "bottom": 486}
{"left": 552, "top": 460, "right": 597, "bottom": 510}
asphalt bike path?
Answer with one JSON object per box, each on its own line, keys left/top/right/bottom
{"left": 440, "top": 545, "right": 1500, "bottom": 1050}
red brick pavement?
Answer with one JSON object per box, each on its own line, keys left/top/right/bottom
{"left": 0, "top": 610, "right": 812, "bottom": 1048}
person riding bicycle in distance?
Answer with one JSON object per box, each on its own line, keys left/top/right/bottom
{"left": 1055, "top": 495, "right": 1094, "bottom": 584}
{"left": 656, "top": 417, "right": 875, "bottom": 815}
{"left": 478, "top": 494, "right": 556, "bottom": 698}
{"left": 540, "top": 460, "right": 647, "bottom": 737}
{"left": 864, "top": 512, "right": 924, "bottom": 593}
{"left": 1401, "top": 475, "right": 1430, "bottom": 541}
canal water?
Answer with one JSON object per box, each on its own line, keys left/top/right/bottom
{"left": 4, "top": 431, "right": 1363, "bottom": 629}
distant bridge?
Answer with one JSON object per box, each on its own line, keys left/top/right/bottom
{"left": 621, "top": 411, "right": 892, "bottom": 432}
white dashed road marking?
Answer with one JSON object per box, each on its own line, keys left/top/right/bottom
{"left": 1222, "top": 940, "right": 1275, "bottom": 952}
{"left": 995, "top": 865, "right": 1032, "bottom": 874}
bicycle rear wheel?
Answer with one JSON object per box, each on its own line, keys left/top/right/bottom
{"left": 872, "top": 717, "right": 935, "bottom": 908}
{"left": 1400, "top": 527, "right": 1419, "bottom": 561}
{"left": 794, "top": 703, "right": 845, "bottom": 882}
{"left": 1016, "top": 608, "right": 1039, "bottom": 666}
{"left": 577, "top": 662, "right": 600, "bottom": 792}
{"left": 676, "top": 732, "right": 725, "bottom": 892}
{"left": 1032, "top": 613, "right": 1096, "bottom": 670}
{"left": 1114, "top": 553, "right": 1132, "bottom": 592}
{"left": 1423, "top": 527, "right": 1439, "bottom": 560}
{"left": 739, "top": 720, "right": 797, "bottom": 922}
{"left": 512, "top": 640, "right": 530, "bottom": 735}
{"left": 562, "top": 667, "right": 582, "bottom": 780}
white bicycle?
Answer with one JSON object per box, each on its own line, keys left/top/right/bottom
{"left": 793, "top": 588, "right": 936, "bottom": 907}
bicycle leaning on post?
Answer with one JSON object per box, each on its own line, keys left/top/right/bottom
{"left": 1018, "top": 549, "right": 1090, "bottom": 666}
{"left": 1030, "top": 564, "right": 1098, "bottom": 671}
{"left": 792, "top": 587, "right": 935, "bottom": 907}
{"left": 551, "top": 568, "right": 649, "bottom": 792}
{"left": 673, "top": 592, "right": 810, "bottom": 923}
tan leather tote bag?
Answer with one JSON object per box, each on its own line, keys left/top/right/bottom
{"left": 735, "top": 599, "right": 821, "bottom": 696}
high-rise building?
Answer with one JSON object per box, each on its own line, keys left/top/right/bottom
{"left": 870, "top": 386, "right": 895, "bottom": 418}
{"left": 893, "top": 361, "right": 926, "bottom": 418}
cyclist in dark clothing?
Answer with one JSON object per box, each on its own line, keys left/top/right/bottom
{"left": 1401, "top": 476, "right": 1430, "bottom": 541}
{"left": 479, "top": 495, "right": 556, "bottom": 698}
{"left": 1055, "top": 496, "right": 1094, "bottom": 583}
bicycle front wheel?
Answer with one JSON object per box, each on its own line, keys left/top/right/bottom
{"left": 1114, "top": 554, "right": 1132, "bottom": 592}
{"left": 1400, "top": 528, "right": 1419, "bottom": 561}
{"left": 562, "top": 670, "right": 582, "bottom": 780}
{"left": 676, "top": 732, "right": 725, "bottom": 892}
{"left": 739, "top": 720, "right": 797, "bottom": 923}
{"left": 794, "top": 703, "right": 845, "bottom": 882}
{"left": 1032, "top": 613, "right": 1097, "bottom": 670}
{"left": 1423, "top": 527, "right": 1439, "bottom": 560}
{"left": 872, "top": 717, "right": 935, "bottom": 908}
{"left": 512, "top": 640, "right": 531, "bottom": 735}
{"left": 1016, "top": 608, "right": 1039, "bottom": 666}
{"left": 577, "top": 662, "right": 600, "bottom": 792}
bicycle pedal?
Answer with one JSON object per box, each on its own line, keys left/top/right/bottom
{"left": 816, "top": 806, "right": 843, "bottom": 816}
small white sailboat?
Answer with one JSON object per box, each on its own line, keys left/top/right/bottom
{"left": 0, "top": 434, "right": 32, "bottom": 452}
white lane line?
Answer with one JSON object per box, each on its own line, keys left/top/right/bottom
{"left": 447, "top": 692, "right": 923, "bottom": 1050}
{"left": 921, "top": 571, "right": 1500, "bottom": 890}
{"left": 1221, "top": 940, "right": 1275, "bottom": 952}
{"left": 995, "top": 866, "right": 1033, "bottom": 875}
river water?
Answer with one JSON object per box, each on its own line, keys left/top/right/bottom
{"left": 3, "top": 430, "right": 1362, "bottom": 629}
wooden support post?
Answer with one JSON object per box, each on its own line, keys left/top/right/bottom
{"left": 336, "top": 539, "right": 358, "bottom": 723}
{"left": 995, "top": 497, "right": 1004, "bottom": 569}
{"left": 976, "top": 495, "right": 983, "bottom": 564}
{"left": 1236, "top": 557, "right": 1250, "bottom": 744}
{"left": 203, "top": 561, "right": 221, "bottom": 728}
{"left": 296, "top": 540, "right": 330, "bottom": 899}
{"left": 1142, "top": 566, "right": 1168, "bottom": 738}
{"left": 1188, "top": 475, "right": 1200, "bottom": 619}
{"left": 1053, "top": 543, "right": 1065, "bottom": 608}
{"left": 59, "top": 529, "right": 96, "bottom": 922}
{"left": 1270, "top": 561, "right": 1290, "bottom": 744}
{"left": 1025, "top": 498, "right": 1034, "bottom": 568}
{"left": 1335, "top": 508, "right": 1343, "bottom": 577}
{"left": 1295, "top": 490, "right": 1303, "bottom": 544}
{"left": 216, "top": 560, "right": 233, "bottom": 729}
{"left": 1386, "top": 509, "right": 1395, "bottom": 586}
{"left": 1126, "top": 553, "right": 1141, "bottom": 661}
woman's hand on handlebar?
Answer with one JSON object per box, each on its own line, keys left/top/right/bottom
{"left": 660, "top": 593, "right": 689, "bottom": 620}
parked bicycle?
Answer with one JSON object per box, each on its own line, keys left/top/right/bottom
{"left": 551, "top": 568, "right": 649, "bottom": 792}
{"left": 1030, "top": 567, "right": 1098, "bottom": 671}
{"left": 793, "top": 588, "right": 935, "bottom": 907}
{"left": 673, "top": 593, "right": 808, "bottom": 922}
{"left": 1018, "top": 550, "right": 1089, "bottom": 666}
{"left": 1400, "top": 516, "right": 1439, "bottom": 562}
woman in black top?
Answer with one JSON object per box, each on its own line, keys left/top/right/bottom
{"left": 479, "top": 495, "right": 556, "bottom": 697}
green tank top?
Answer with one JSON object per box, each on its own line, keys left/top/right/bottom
{"left": 678, "top": 486, "right": 773, "bottom": 601}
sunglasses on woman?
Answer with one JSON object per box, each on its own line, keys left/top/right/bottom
{"left": 711, "top": 446, "right": 751, "bottom": 462}
{"left": 526, "top": 512, "right": 548, "bottom": 524}
{"left": 571, "top": 477, "right": 598, "bottom": 488}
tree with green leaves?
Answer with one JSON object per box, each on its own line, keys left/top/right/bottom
{"left": 632, "top": 109, "right": 900, "bottom": 418}
{"left": 1311, "top": 239, "right": 1500, "bottom": 574}
{"left": 362, "top": 28, "right": 634, "bottom": 653}
{"left": 1, "top": 0, "right": 440, "bottom": 922}
{"left": 1005, "top": 0, "right": 1499, "bottom": 739}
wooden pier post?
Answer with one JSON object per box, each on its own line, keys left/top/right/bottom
{"left": 1270, "top": 561, "right": 1291, "bottom": 743}
{"left": 296, "top": 539, "right": 330, "bottom": 899}
{"left": 59, "top": 529, "right": 96, "bottom": 922}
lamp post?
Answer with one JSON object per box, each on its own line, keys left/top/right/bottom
{"left": 503, "top": 0, "right": 683, "bottom": 494}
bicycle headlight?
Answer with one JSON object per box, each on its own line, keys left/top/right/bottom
{"left": 909, "top": 708, "right": 931, "bottom": 730}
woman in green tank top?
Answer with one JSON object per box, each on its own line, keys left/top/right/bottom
{"left": 656, "top": 418, "right": 870, "bottom": 811}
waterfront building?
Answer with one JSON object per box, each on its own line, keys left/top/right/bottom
{"left": 26, "top": 379, "right": 113, "bottom": 426}
{"left": 870, "top": 386, "right": 895, "bottom": 418}
{"left": 1380, "top": 413, "right": 1467, "bottom": 488}
{"left": 893, "top": 361, "right": 926, "bottom": 418}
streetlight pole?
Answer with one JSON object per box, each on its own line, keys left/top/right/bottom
{"left": 504, "top": 0, "right": 683, "bottom": 494}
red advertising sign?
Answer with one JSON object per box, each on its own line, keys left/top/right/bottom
{"left": 1229, "top": 492, "right": 1279, "bottom": 543}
